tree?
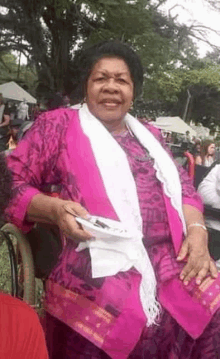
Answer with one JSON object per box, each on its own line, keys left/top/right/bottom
{"left": 140, "top": 63, "right": 220, "bottom": 128}
{"left": 0, "top": 51, "right": 37, "bottom": 94}
{"left": 0, "top": 0, "right": 200, "bottom": 100}
{"left": 205, "top": 0, "right": 220, "bottom": 11}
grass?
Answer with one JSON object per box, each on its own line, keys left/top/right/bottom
{"left": 0, "top": 239, "right": 12, "bottom": 294}
{"left": 0, "top": 234, "right": 44, "bottom": 315}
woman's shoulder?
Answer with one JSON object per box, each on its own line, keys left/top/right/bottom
{"left": 36, "top": 107, "right": 79, "bottom": 123}
{"left": 143, "top": 121, "right": 161, "bottom": 138}
{"left": 31, "top": 108, "right": 80, "bottom": 134}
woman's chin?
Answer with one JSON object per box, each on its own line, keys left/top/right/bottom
{"left": 96, "top": 110, "right": 127, "bottom": 124}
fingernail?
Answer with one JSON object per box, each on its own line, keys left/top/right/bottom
{"left": 177, "top": 256, "right": 181, "bottom": 261}
{"left": 64, "top": 205, "right": 75, "bottom": 214}
{"left": 196, "top": 279, "right": 201, "bottom": 285}
{"left": 85, "top": 214, "right": 92, "bottom": 219}
{"left": 184, "top": 281, "right": 188, "bottom": 286}
{"left": 180, "top": 275, "right": 184, "bottom": 280}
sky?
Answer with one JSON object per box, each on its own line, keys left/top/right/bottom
{"left": 160, "top": 0, "right": 220, "bottom": 57}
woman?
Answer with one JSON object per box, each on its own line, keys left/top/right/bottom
{"left": 195, "top": 139, "right": 215, "bottom": 166}
{"left": 5, "top": 41, "right": 220, "bottom": 358}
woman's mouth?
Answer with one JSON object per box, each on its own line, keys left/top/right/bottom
{"left": 100, "top": 100, "right": 121, "bottom": 108}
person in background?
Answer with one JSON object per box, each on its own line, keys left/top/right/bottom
{"left": 198, "top": 162, "right": 220, "bottom": 232}
{"left": 46, "top": 92, "right": 70, "bottom": 110}
{"left": 184, "top": 130, "right": 192, "bottom": 143}
{"left": 0, "top": 96, "right": 11, "bottom": 151}
{"left": 16, "top": 98, "right": 29, "bottom": 122}
{"left": 62, "top": 94, "right": 70, "bottom": 107}
{"left": 0, "top": 154, "right": 49, "bottom": 358}
{"left": 195, "top": 139, "right": 215, "bottom": 167}
{"left": 5, "top": 40, "right": 220, "bottom": 359}
{"left": 30, "top": 103, "right": 42, "bottom": 121}
{"left": 192, "top": 140, "right": 201, "bottom": 161}
{"left": 0, "top": 93, "right": 6, "bottom": 125}
{"left": 197, "top": 161, "right": 220, "bottom": 270}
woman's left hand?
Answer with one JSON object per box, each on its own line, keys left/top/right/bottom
{"left": 177, "top": 227, "right": 218, "bottom": 285}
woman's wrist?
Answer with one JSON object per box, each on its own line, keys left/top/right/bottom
{"left": 187, "top": 223, "right": 208, "bottom": 242}
{"left": 50, "top": 198, "right": 68, "bottom": 224}
{"left": 187, "top": 222, "right": 207, "bottom": 233}
{"left": 27, "top": 194, "right": 65, "bottom": 224}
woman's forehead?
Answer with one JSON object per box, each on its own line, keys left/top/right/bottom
{"left": 91, "top": 57, "right": 131, "bottom": 75}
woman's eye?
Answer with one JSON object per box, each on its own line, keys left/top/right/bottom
{"left": 94, "top": 77, "right": 105, "bottom": 82}
{"left": 117, "top": 78, "right": 127, "bottom": 84}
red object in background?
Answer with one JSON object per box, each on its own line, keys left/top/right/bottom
{"left": 184, "top": 151, "right": 195, "bottom": 179}
{"left": 0, "top": 293, "right": 48, "bottom": 358}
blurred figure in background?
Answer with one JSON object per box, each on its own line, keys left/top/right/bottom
{"left": 0, "top": 95, "right": 11, "bottom": 152}
{"left": 195, "top": 139, "right": 215, "bottom": 167}
{"left": 30, "top": 103, "right": 42, "bottom": 121}
{"left": 16, "top": 98, "right": 29, "bottom": 122}
{"left": 192, "top": 140, "right": 201, "bottom": 164}
{"left": 46, "top": 92, "right": 70, "bottom": 110}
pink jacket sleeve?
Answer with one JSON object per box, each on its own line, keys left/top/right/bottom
{"left": 5, "top": 109, "right": 70, "bottom": 231}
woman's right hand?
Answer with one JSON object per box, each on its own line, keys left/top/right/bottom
{"left": 54, "top": 200, "right": 93, "bottom": 242}
{"left": 27, "top": 194, "right": 93, "bottom": 243}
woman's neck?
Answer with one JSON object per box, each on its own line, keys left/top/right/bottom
{"left": 101, "top": 119, "right": 127, "bottom": 134}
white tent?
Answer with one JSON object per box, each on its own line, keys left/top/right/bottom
{"left": 0, "top": 81, "right": 37, "bottom": 104}
{"left": 154, "top": 116, "right": 196, "bottom": 137}
{"left": 190, "top": 123, "right": 210, "bottom": 139}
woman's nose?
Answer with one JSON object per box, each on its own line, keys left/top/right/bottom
{"left": 103, "top": 78, "right": 119, "bottom": 92}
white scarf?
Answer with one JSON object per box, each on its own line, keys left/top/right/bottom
{"left": 77, "top": 103, "right": 186, "bottom": 325}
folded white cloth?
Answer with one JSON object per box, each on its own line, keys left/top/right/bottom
{"left": 77, "top": 103, "right": 186, "bottom": 325}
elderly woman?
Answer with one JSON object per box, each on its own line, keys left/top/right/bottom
{"left": 5, "top": 41, "right": 220, "bottom": 359}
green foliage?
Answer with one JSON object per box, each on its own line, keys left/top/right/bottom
{"left": 0, "top": 52, "right": 37, "bottom": 95}
{"left": 0, "top": 53, "right": 18, "bottom": 82}
{"left": 1, "top": 0, "right": 219, "bottom": 127}
{"left": 0, "top": 0, "right": 200, "bottom": 100}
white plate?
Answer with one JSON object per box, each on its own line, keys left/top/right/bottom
{"left": 75, "top": 216, "right": 131, "bottom": 240}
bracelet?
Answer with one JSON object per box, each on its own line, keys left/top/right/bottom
{"left": 187, "top": 223, "right": 207, "bottom": 232}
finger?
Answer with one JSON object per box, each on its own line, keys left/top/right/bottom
{"left": 60, "top": 215, "right": 93, "bottom": 241}
{"left": 68, "top": 221, "right": 92, "bottom": 240}
{"left": 63, "top": 202, "right": 90, "bottom": 219}
{"left": 71, "top": 228, "right": 93, "bottom": 241}
{"left": 210, "top": 260, "right": 219, "bottom": 279}
{"left": 180, "top": 261, "right": 194, "bottom": 281}
{"left": 195, "top": 264, "right": 210, "bottom": 285}
{"left": 177, "top": 240, "right": 189, "bottom": 261}
{"left": 182, "top": 267, "right": 198, "bottom": 285}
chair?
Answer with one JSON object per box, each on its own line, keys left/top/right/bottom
{"left": 0, "top": 223, "right": 35, "bottom": 305}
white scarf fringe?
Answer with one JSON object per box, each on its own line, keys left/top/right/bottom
{"left": 77, "top": 104, "right": 186, "bottom": 325}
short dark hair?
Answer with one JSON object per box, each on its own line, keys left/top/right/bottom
{"left": 0, "top": 154, "right": 12, "bottom": 216}
{"left": 69, "top": 40, "right": 143, "bottom": 102}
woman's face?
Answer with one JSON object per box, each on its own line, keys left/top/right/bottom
{"left": 86, "top": 57, "right": 134, "bottom": 124}
{"left": 207, "top": 143, "right": 215, "bottom": 155}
